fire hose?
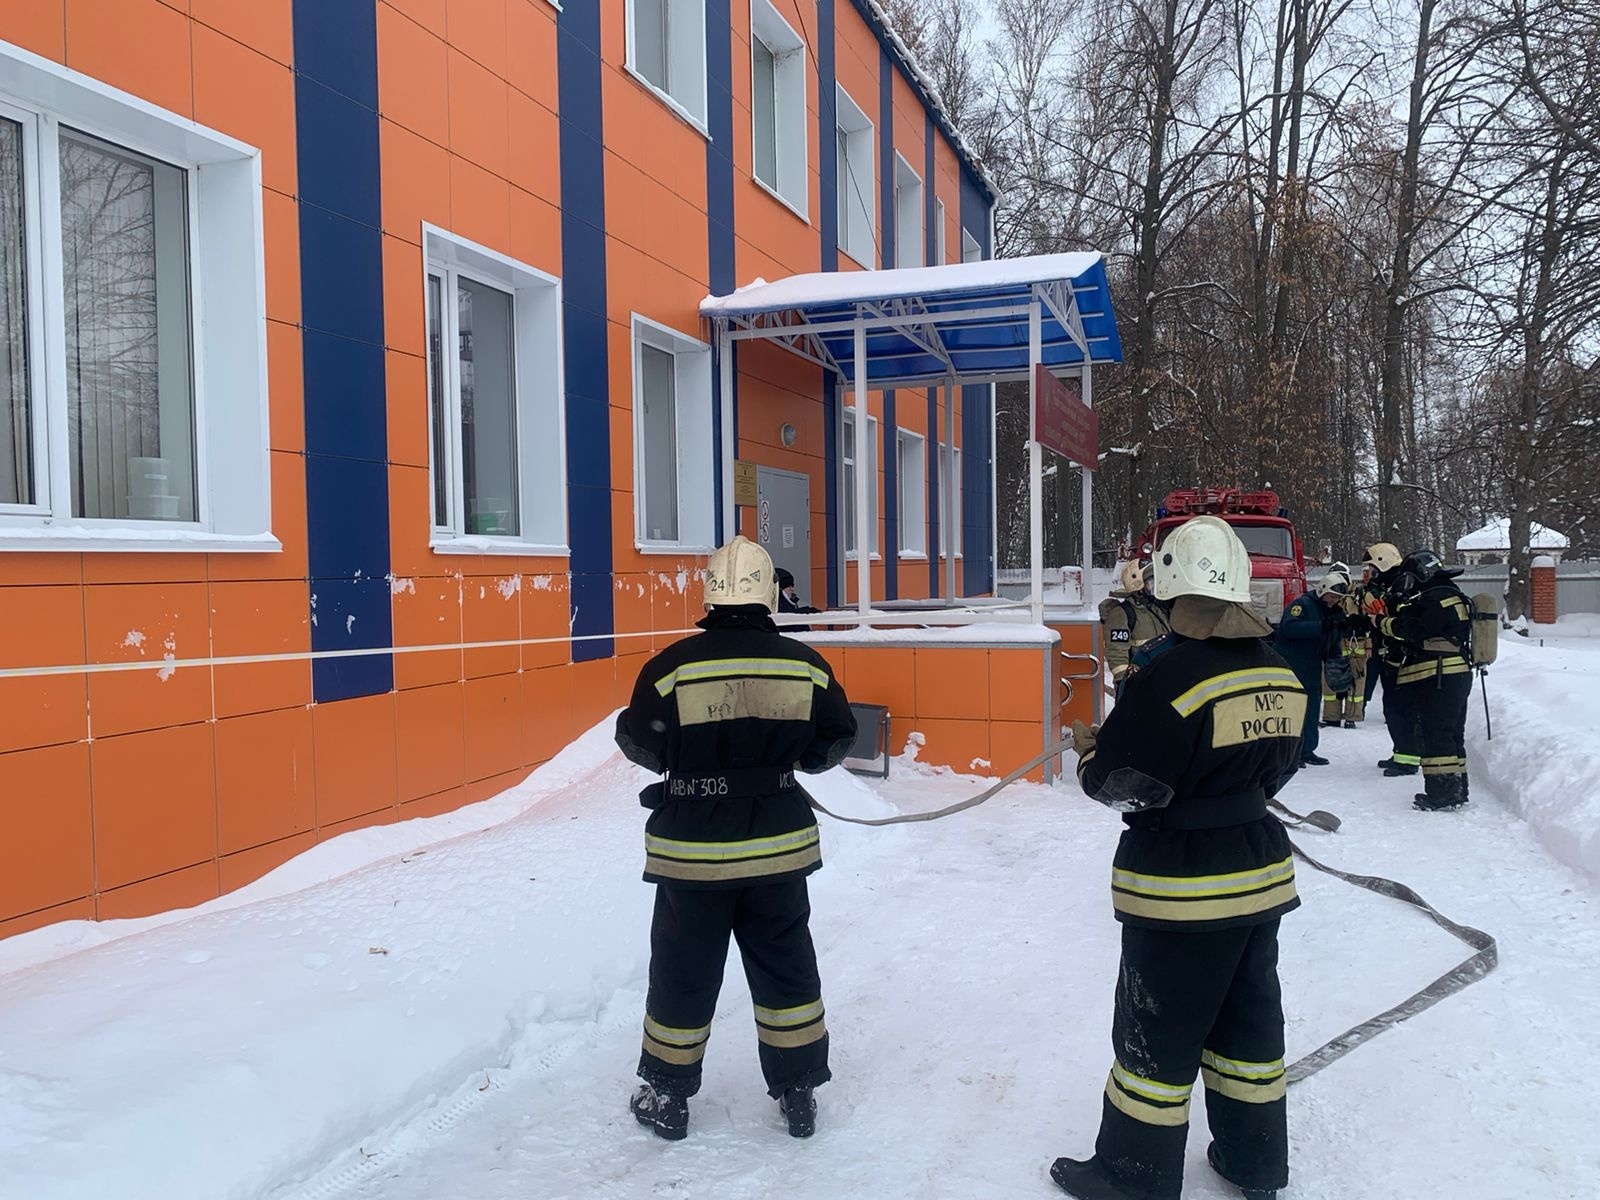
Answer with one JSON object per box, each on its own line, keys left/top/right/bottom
{"left": 806, "top": 736, "right": 1499, "bottom": 1086}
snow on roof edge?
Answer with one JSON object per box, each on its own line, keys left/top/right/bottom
{"left": 851, "top": 0, "right": 1001, "bottom": 204}
{"left": 1455, "top": 516, "right": 1570, "bottom": 551}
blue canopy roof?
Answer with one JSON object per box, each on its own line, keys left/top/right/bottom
{"left": 701, "top": 253, "right": 1123, "bottom": 388}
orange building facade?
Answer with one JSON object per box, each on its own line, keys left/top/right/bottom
{"left": 0, "top": 0, "right": 1004, "bottom": 937}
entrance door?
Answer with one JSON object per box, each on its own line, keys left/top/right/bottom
{"left": 756, "top": 466, "right": 812, "bottom": 605}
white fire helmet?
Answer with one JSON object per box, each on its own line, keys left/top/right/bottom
{"left": 1363, "top": 542, "right": 1403, "bottom": 574}
{"left": 1153, "top": 516, "right": 1253, "bottom": 605}
{"left": 1314, "top": 562, "right": 1353, "bottom": 598}
{"left": 703, "top": 535, "right": 779, "bottom": 613}
{"left": 1117, "top": 559, "right": 1146, "bottom": 593}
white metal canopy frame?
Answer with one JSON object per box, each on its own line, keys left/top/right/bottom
{"left": 700, "top": 253, "right": 1125, "bottom": 622}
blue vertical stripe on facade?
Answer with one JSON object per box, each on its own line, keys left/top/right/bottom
{"left": 818, "top": 0, "right": 840, "bottom": 607}
{"left": 960, "top": 166, "right": 995, "bottom": 595}
{"left": 292, "top": 0, "right": 393, "bottom": 703}
{"left": 924, "top": 112, "right": 940, "bottom": 593}
{"left": 558, "top": 4, "right": 614, "bottom": 661}
{"left": 707, "top": 0, "right": 736, "bottom": 544}
{"left": 878, "top": 48, "right": 897, "bottom": 599}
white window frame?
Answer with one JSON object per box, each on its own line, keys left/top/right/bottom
{"left": 835, "top": 86, "right": 875, "bottom": 268}
{"left": 941, "top": 441, "right": 963, "bottom": 558}
{"left": 935, "top": 198, "right": 947, "bottom": 263}
{"left": 625, "top": 0, "right": 710, "bottom": 134}
{"left": 894, "top": 153, "right": 923, "bottom": 269}
{"left": 422, "top": 225, "right": 568, "bottom": 556}
{"left": 896, "top": 428, "right": 926, "bottom": 557}
{"left": 632, "top": 315, "right": 715, "bottom": 553}
{"left": 750, "top": 0, "right": 808, "bottom": 220}
{"left": 962, "top": 227, "right": 983, "bottom": 264}
{"left": 0, "top": 45, "right": 273, "bottom": 553}
{"left": 841, "top": 408, "right": 879, "bottom": 559}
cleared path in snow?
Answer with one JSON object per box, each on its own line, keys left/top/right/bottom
{"left": 278, "top": 717, "right": 1600, "bottom": 1200}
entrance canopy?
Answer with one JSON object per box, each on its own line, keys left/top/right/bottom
{"left": 701, "top": 253, "right": 1124, "bottom": 621}
{"left": 700, "top": 252, "right": 1123, "bottom": 388}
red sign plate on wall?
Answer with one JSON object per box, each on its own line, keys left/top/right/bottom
{"left": 1034, "top": 364, "right": 1099, "bottom": 470}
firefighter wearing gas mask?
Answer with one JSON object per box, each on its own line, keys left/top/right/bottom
{"left": 1355, "top": 543, "right": 1419, "bottom": 776}
{"left": 1366, "top": 549, "right": 1473, "bottom": 811}
{"left": 614, "top": 536, "right": 857, "bottom": 1141}
{"left": 1053, "top": 516, "right": 1304, "bottom": 1200}
{"left": 1100, "top": 558, "right": 1174, "bottom": 697}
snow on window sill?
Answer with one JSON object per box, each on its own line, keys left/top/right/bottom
{"left": 432, "top": 537, "right": 570, "bottom": 557}
{"left": 844, "top": 552, "right": 883, "bottom": 562}
{"left": 899, "top": 551, "right": 928, "bottom": 561}
{"left": 636, "top": 541, "right": 716, "bottom": 556}
{"left": 0, "top": 524, "right": 282, "bottom": 554}
{"left": 622, "top": 64, "right": 711, "bottom": 140}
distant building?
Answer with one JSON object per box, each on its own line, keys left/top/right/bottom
{"left": 1456, "top": 517, "right": 1570, "bottom": 565}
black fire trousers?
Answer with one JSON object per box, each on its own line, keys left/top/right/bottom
{"left": 1412, "top": 671, "right": 1472, "bottom": 802}
{"left": 1380, "top": 660, "right": 1421, "bottom": 767}
{"left": 638, "top": 879, "right": 830, "bottom": 1099}
{"left": 1094, "top": 919, "right": 1288, "bottom": 1200}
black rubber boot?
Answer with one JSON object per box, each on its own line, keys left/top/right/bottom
{"left": 1300, "top": 753, "right": 1330, "bottom": 766}
{"left": 1343, "top": 720, "right": 1358, "bottom": 729}
{"left": 1383, "top": 762, "right": 1419, "bottom": 777}
{"left": 1048, "top": 1157, "right": 1152, "bottom": 1200}
{"left": 1377, "top": 756, "right": 1396, "bottom": 769}
{"left": 1207, "top": 1143, "right": 1278, "bottom": 1200}
{"left": 630, "top": 1084, "right": 688, "bottom": 1141}
{"left": 780, "top": 1085, "right": 817, "bottom": 1137}
{"left": 1414, "top": 784, "right": 1468, "bottom": 812}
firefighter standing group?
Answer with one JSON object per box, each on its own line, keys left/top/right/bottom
{"left": 612, "top": 520, "right": 1487, "bottom": 1195}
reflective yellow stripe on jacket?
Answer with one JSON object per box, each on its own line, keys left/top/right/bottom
{"left": 1396, "top": 655, "right": 1470, "bottom": 685}
{"left": 654, "top": 658, "right": 830, "bottom": 697}
{"left": 1111, "top": 857, "right": 1297, "bottom": 923}
{"left": 1170, "top": 668, "right": 1303, "bottom": 718}
{"left": 644, "top": 826, "right": 822, "bottom": 884}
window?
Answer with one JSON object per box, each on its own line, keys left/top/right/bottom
{"left": 627, "top": 0, "right": 708, "bottom": 129}
{"left": 896, "top": 430, "right": 926, "bottom": 555}
{"left": 633, "top": 316, "right": 714, "bottom": 550}
{"left": 894, "top": 155, "right": 922, "bottom": 268}
{"left": 0, "top": 51, "right": 271, "bottom": 551}
{"left": 751, "top": 0, "right": 808, "bottom": 216}
{"left": 835, "top": 86, "right": 875, "bottom": 266}
{"left": 941, "top": 442, "right": 962, "bottom": 556}
{"left": 841, "top": 408, "right": 878, "bottom": 556}
{"left": 423, "top": 227, "right": 566, "bottom": 551}
{"left": 935, "top": 198, "right": 947, "bottom": 264}
{"left": 962, "top": 227, "right": 983, "bottom": 264}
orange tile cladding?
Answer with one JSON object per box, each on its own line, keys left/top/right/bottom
{"left": 0, "top": 585, "right": 89, "bottom": 754}
{"left": 393, "top": 574, "right": 465, "bottom": 689}
{"left": 386, "top": 350, "right": 431, "bottom": 469}
{"left": 915, "top": 717, "right": 991, "bottom": 774}
{"left": 465, "top": 673, "right": 521, "bottom": 781}
{"left": 83, "top": 583, "right": 212, "bottom": 738}
{"left": 318, "top": 806, "right": 402, "bottom": 843}
{"left": 842, "top": 647, "right": 916, "bottom": 726}
{"left": 401, "top": 786, "right": 469, "bottom": 820}
{"left": 504, "top": 0, "right": 558, "bottom": 111}
{"left": 989, "top": 720, "right": 1048, "bottom": 783}
{"left": 450, "top": 156, "right": 512, "bottom": 251}
{"left": 210, "top": 580, "right": 313, "bottom": 719}
{"left": 219, "top": 831, "right": 317, "bottom": 894}
{"left": 65, "top": 0, "right": 193, "bottom": 117}
{"left": 397, "top": 682, "right": 467, "bottom": 801}
{"left": 0, "top": 743, "right": 94, "bottom": 920}
{"left": 4, "top": 0, "right": 66, "bottom": 61}
{"left": 989, "top": 650, "right": 1047, "bottom": 724}
{"left": 192, "top": 0, "right": 293, "bottom": 66}
{"left": 521, "top": 664, "right": 574, "bottom": 765}
{"left": 445, "top": 0, "right": 507, "bottom": 77}
{"left": 519, "top": 577, "right": 569, "bottom": 670}
{"left": 90, "top": 723, "right": 218, "bottom": 892}
{"left": 313, "top": 694, "right": 400, "bottom": 826}
{"left": 215, "top": 707, "right": 316, "bottom": 854}
{"left": 266, "top": 321, "right": 306, "bottom": 454}
{"left": 191, "top": 22, "right": 297, "bottom": 196}
{"left": 377, "top": 1, "right": 451, "bottom": 145}
{"left": 467, "top": 766, "right": 530, "bottom": 804}
{"left": 96, "top": 862, "right": 220, "bottom": 922}
{"left": 447, "top": 47, "right": 510, "bottom": 178}
{"left": 0, "top": 899, "right": 96, "bottom": 942}
{"left": 384, "top": 0, "right": 446, "bottom": 38}
{"left": 462, "top": 575, "right": 521, "bottom": 677}
{"left": 381, "top": 119, "right": 453, "bottom": 244}
{"left": 383, "top": 235, "right": 427, "bottom": 356}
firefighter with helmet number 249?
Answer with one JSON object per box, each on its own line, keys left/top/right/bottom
{"left": 1100, "top": 558, "right": 1173, "bottom": 697}
{"left": 1053, "top": 515, "right": 1304, "bottom": 1200}
{"left": 614, "top": 536, "right": 857, "bottom": 1141}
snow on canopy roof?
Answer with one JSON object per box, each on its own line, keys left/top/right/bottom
{"left": 700, "top": 253, "right": 1124, "bottom": 387}
{"left": 1456, "top": 517, "right": 1570, "bottom": 551}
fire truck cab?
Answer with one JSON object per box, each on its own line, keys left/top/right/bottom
{"left": 1140, "top": 488, "right": 1308, "bottom": 626}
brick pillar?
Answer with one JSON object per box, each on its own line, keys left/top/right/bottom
{"left": 1530, "top": 556, "right": 1558, "bottom": 624}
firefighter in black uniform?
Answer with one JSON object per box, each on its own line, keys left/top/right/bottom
{"left": 615, "top": 536, "right": 856, "bottom": 1141}
{"left": 1371, "top": 549, "right": 1473, "bottom": 811}
{"left": 1100, "top": 559, "right": 1173, "bottom": 697}
{"left": 1358, "top": 543, "right": 1421, "bottom": 778}
{"left": 1051, "top": 516, "right": 1303, "bottom": 1200}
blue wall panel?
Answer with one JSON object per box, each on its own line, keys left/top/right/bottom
{"left": 925, "top": 113, "right": 941, "bottom": 593}
{"left": 293, "top": 0, "right": 392, "bottom": 702}
{"left": 818, "top": 0, "right": 840, "bottom": 607}
{"left": 879, "top": 48, "right": 897, "bottom": 599}
{"left": 558, "top": 5, "right": 614, "bottom": 662}
{"left": 707, "top": 0, "right": 735, "bottom": 543}
{"left": 960, "top": 168, "right": 995, "bottom": 595}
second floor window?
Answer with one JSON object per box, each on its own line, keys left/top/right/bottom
{"left": 628, "top": 0, "right": 709, "bottom": 128}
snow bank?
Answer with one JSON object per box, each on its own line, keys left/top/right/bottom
{"left": 1468, "top": 639, "right": 1600, "bottom": 879}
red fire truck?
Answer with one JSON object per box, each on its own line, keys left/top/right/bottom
{"left": 1139, "top": 488, "right": 1308, "bottom": 626}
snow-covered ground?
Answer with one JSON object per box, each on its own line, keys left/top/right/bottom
{"left": 2, "top": 645, "right": 1598, "bottom": 1200}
